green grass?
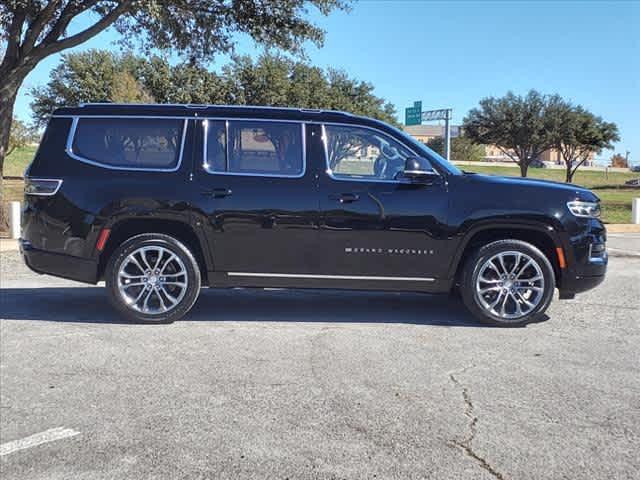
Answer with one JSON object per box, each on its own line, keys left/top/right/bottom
{"left": 2, "top": 147, "right": 37, "bottom": 233}
{"left": 4, "top": 145, "right": 37, "bottom": 177}
{"left": 593, "top": 189, "right": 635, "bottom": 224}
{"left": 456, "top": 163, "right": 637, "bottom": 188}
{"left": 458, "top": 163, "right": 639, "bottom": 223}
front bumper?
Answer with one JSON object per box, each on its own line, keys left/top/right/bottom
{"left": 558, "top": 219, "right": 607, "bottom": 297}
{"left": 20, "top": 239, "right": 98, "bottom": 284}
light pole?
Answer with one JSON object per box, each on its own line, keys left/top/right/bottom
{"left": 444, "top": 109, "right": 452, "bottom": 161}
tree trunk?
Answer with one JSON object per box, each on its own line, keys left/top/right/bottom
{"left": 519, "top": 161, "right": 529, "bottom": 177}
{"left": 0, "top": 89, "right": 19, "bottom": 174}
{"left": 0, "top": 78, "right": 21, "bottom": 230}
{"left": 565, "top": 163, "right": 573, "bottom": 183}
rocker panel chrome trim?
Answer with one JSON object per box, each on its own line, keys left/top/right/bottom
{"left": 227, "top": 272, "right": 435, "bottom": 282}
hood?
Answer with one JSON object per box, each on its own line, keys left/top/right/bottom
{"left": 463, "top": 173, "right": 599, "bottom": 201}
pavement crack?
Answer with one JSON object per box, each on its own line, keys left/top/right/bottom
{"left": 309, "top": 328, "right": 330, "bottom": 387}
{"left": 449, "top": 366, "right": 507, "bottom": 480}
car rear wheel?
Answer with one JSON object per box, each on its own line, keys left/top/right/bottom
{"left": 105, "top": 233, "right": 201, "bottom": 323}
{"left": 461, "top": 239, "right": 555, "bottom": 327}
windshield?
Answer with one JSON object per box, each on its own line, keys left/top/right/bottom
{"left": 386, "top": 124, "right": 464, "bottom": 176}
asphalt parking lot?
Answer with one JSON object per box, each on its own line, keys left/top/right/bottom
{"left": 1, "top": 247, "right": 639, "bottom": 479}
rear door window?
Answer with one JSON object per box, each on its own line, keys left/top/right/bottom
{"left": 203, "top": 120, "right": 304, "bottom": 177}
{"left": 71, "top": 117, "right": 185, "bottom": 170}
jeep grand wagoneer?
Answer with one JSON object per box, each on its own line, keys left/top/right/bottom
{"left": 21, "top": 104, "right": 607, "bottom": 326}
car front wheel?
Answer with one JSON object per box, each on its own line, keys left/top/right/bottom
{"left": 461, "top": 239, "right": 555, "bottom": 327}
{"left": 105, "top": 233, "right": 201, "bottom": 323}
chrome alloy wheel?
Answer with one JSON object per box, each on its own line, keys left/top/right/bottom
{"left": 475, "top": 250, "right": 545, "bottom": 321}
{"left": 117, "top": 246, "right": 188, "bottom": 315}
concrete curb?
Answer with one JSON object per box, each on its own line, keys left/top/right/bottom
{"left": 606, "top": 224, "right": 640, "bottom": 233}
{"left": 0, "top": 238, "right": 19, "bottom": 252}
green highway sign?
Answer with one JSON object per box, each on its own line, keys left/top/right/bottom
{"left": 405, "top": 101, "right": 422, "bottom": 126}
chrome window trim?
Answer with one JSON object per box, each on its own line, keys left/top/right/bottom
{"left": 24, "top": 178, "right": 63, "bottom": 196}
{"left": 65, "top": 116, "right": 188, "bottom": 172}
{"left": 201, "top": 117, "right": 306, "bottom": 179}
{"left": 54, "top": 114, "right": 193, "bottom": 119}
{"left": 320, "top": 123, "right": 440, "bottom": 185}
{"left": 225, "top": 120, "right": 230, "bottom": 171}
{"left": 227, "top": 272, "right": 435, "bottom": 282}
{"left": 53, "top": 114, "right": 336, "bottom": 121}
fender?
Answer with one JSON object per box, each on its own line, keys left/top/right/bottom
{"left": 91, "top": 207, "right": 215, "bottom": 279}
{"left": 446, "top": 217, "right": 570, "bottom": 280}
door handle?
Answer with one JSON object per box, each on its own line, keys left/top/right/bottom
{"left": 330, "top": 193, "right": 360, "bottom": 204}
{"left": 201, "top": 188, "right": 232, "bottom": 198}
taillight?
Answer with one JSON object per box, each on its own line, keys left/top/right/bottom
{"left": 24, "top": 178, "right": 62, "bottom": 196}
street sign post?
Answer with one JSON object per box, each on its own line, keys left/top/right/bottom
{"left": 404, "top": 101, "right": 453, "bottom": 160}
{"left": 404, "top": 101, "right": 422, "bottom": 126}
{"left": 422, "top": 108, "right": 453, "bottom": 161}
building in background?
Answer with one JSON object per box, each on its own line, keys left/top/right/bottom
{"left": 402, "top": 124, "right": 461, "bottom": 145}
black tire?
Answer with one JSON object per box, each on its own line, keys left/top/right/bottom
{"left": 460, "top": 239, "right": 555, "bottom": 327}
{"left": 105, "top": 233, "right": 201, "bottom": 323}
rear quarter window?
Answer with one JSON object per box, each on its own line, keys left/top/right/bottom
{"left": 70, "top": 117, "right": 185, "bottom": 170}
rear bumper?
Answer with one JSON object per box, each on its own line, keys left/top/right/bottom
{"left": 20, "top": 239, "right": 98, "bottom": 284}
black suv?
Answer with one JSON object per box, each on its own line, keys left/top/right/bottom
{"left": 21, "top": 104, "right": 607, "bottom": 326}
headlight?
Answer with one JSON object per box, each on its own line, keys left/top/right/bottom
{"left": 567, "top": 200, "right": 601, "bottom": 218}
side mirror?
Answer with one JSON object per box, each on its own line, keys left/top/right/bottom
{"left": 403, "top": 157, "right": 439, "bottom": 181}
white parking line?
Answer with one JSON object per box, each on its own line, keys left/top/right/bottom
{"left": 608, "top": 234, "right": 640, "bottom": 239}
{"left": 0, "top": 427, "right": 80, "bottom": 456}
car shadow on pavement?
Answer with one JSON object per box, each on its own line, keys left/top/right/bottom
{"left": 1, "top": 287, "right": 507, "bottom": 327}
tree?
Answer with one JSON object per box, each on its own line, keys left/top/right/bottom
{"left": 426, "top": 135, "right": 485, "bottom": 162}
{"left": 610, "top": 153, "right": 628, "bottom": 168}
{"left": 110, "top": 71, "right": 153, "bottom": 104}
{"left": 7, "top": 117, "right": 33, "bottom": 157}
{"left": 31, "top": 50, "right": 398, "bottom": 127}
{"left": 425, "top": 137, "right": 444, "bottom": 155}
{"left": 135, "top": 56, "right": 229, "bottom": 105}
{"left": 453, "top": 136, "right": 486, "bottom": 163}
{"left": 221, "top": 54, "right": 398, "bottom": 125}
{"left": 463, "top": 90, "right": 560, "bottom": 177}
{"left": 30, "top": 50, "right": 150, "bottom": 124}
{"left": 0, "top": 0, "right": 349, "bottom": 175}
{"left": 547, "top": 102, "right": 619, "bottom": 182}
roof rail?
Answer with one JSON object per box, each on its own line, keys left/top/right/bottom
{"left": 76, "top": 102, "right": 356, "bottom": 117}
{"left": 79, "top": 102, "right": 196, "bottom": 107}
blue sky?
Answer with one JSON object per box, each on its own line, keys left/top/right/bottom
{"left": 13, "top": 0, "right": 640, "bottom": 164}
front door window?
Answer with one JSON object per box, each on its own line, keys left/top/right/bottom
{"left": 324, "top": 125, "right": 431, "bottom": 182}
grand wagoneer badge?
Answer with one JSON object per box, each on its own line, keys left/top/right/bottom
{"left": 345, "top": 247, "right": 435, "bottom": 255}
